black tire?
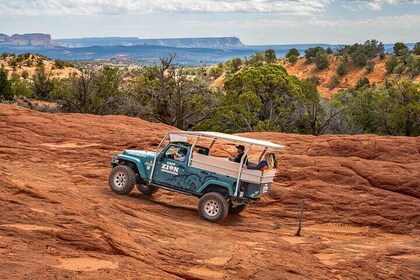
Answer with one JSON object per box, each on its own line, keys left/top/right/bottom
{"left": 229, "top": 203, "right": 247, "bottom": 214}
{"left": 136, "top": 184, "right": 158, "bottom": 195}
{"left": 109, "top": 165, "right": 136, "bottom": 195}
{"left": 198, "top": 192, "right": 229, "bottom": 223}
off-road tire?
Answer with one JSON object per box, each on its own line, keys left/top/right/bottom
{"left": 198, "top": 192, "right": 229, "bottom": 223}
{"left": 137, "top": 184, "right": 158, "bottom": 195}
{"left": 109, "top": 165, "right": 136, "bottom": 195}
{"left": 229, "top": 203, "right": 247, "bottom": 214}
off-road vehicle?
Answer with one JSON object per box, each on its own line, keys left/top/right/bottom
{"left": 109, "top": 131, "right": 284, "bottom": 222}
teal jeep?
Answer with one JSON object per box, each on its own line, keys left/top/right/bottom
{"left": 109, "top": 131, "right": 284, "bottom": 222}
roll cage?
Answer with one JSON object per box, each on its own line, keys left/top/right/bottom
{"left": 150, "top": 131, "right": 285, "bottom": 197}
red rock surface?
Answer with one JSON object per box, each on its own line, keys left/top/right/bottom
{"left": 0, "top": 104, "right": 419, "bottom": 279}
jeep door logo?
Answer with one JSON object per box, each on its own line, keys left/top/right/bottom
{"left": 161, "top": 162, "right": 179, "bottom": 175}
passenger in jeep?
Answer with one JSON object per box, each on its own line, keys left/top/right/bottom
{"left": 229, "top": 145, "right": 248, "bottom": 165}
{"left": 248, "top": 153, "right": 277, "bottom": 171}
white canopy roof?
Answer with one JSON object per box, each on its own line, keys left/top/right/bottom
{"left": 169, "top": 131, "right": 285, "bottom": 150}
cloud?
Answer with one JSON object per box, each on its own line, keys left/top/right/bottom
{"left": 307, "top": 13, "right": 420, "bottom": 27}
{"left": 342, "top": 0, "right": 420, "bottom": 11}
{"left": 0, "top": 0, "right": 333, "bottom": 16}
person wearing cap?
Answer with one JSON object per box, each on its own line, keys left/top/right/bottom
{"left": 175, "top": 148, "right": 188, "bottom": 163}
{"left": 229, "top": 145, "right": 248, "bottom": 165}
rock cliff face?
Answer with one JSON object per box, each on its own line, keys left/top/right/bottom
{"left": 55, "top": 36, "right": 246, "bottom": 49}
{"left": 0, "top": 33, "right": 53, "bottom": 46}
{"left": 0, "top": 104, "right": 419, "bottom": 279}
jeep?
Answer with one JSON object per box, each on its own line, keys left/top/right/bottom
{"left": 109, "top": 131, "right": 284, "bottom": 223}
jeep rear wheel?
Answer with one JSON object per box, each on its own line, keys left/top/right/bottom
{"left": 109, "top": 165, "right": 136, "bottom": 195}
{"left": 198, "top": 192, "right": 229, "bottom": 223}
{"left": 229, "top": 203, "right": 247, "bottom": 214}
{"left": 137, "top": 184, "right": 158, "bottom": 195}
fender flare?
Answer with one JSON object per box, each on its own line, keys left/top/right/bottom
{"left": 116, "top": 155, "right": 148, "bottom": 179}
{"left": 196, "top": 180, "right": 234, "bottom": 196}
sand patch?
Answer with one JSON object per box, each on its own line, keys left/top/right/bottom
{"left": 1, "top": 223, "right": 58, "bottom": 232}
{"left": 55, "top": 257, "right": 118, "bottom": 271}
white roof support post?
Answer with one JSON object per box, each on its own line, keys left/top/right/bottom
{"left": 149, "top": 132, "right": 169, "bottom": 180}
{"left": 188, "top": 136, "right": 200, "bottom": 166}
{"left": 234, "top": 144, "right": 251, "bottom": 197}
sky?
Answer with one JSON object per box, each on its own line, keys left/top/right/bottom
{"left": 0, "top": 0, "right": 419, "bottom": 45}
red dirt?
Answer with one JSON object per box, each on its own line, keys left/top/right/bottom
{"left": 1, "top": 104, "right": 419, "bottom": 279}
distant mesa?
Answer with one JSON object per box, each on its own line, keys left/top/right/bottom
{"left": 0, "top": 33, "right": 245, "bottom": 49}
{"left": 55, "top": 36, "right": 246, "bottom": 49}
{"left": 0, "top": 33, "right": 54, "bottom": 46}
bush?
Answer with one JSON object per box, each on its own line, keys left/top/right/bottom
{"left": 286, "top": 48, "right": 300, "bottom": 58}
{"left": 328, "top": 75, "right": 340, "bottom": 89}
{"left": 0, "top": 68, "right": 13, "bottom": 100}
{"left": 264, "top": 49, "right": 277, "bottom": 63}
{"left": 305, "top": 46, "right": 325, "bottom": 61}
{"left": 336, "top": 61, "right": 348, "bottom": 76}
{"left": 366, "top": 60, "right": 375, "bottom": 73}
{"left": 413, "top": 42, "right": 420, "bottom": 55}
{"left": 54, "top": 59, "right": 66, "bottom": 69}
{"left": 355, "top": 77, "right": 370, "bottom": 89}
{"left": 314, "top": 52, "right": 329, "bottom": 70}
{"left": 393, "top": 42, "right": 409, "bottom": 56}
{"left": 288, "top": 55, "right": 298, "bottom": 65}
{"left": 385, "top": 56, "right": 399, "bottom": 73}
{"left": 351, "top": 49, "right": 368, "bottom": 67}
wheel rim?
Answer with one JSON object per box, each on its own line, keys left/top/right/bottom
{"left": 113, "top": 171, "right": 127, "bottom": 189}
{"left": 204, "top": 200, "right": 220, "bottom": 217}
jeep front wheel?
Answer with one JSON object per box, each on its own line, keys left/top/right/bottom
{"left": 198, "top": 192, "right": 229, "bottom": 223}
{"left": 109, "top": 165, "right": 136, "bottom": 195}
{"left": 137, "top": 184, "right": 158, "bottom": 195}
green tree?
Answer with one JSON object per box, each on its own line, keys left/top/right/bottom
{"left": 54, "top": 59, "right": 66, "bottom": 69}
{"left": 227, "top": 57, "right": 243, "bottom": 73}
{"left": 314, "top": 52, "right": 329, "bottom": 70}
{"left": 11, "top": 75, "right": 33, "bottom": 97}
{"left": 32, "top": 65, "right": 53, "bottom": 99}
{"left": 413, "top": 42, "right": 420, "bottom": 55}
{"left": 336, "top": 60, "right": 348, "bottom": 76}
{"left": 393, "top": 42, "right": 409, "bottom": 56}
{"left": 286, "top": 48, "right": 300, "bottom": 58}
{"left": 198, "top": 64, "right": 302, "bottom": 133}
{"left": 133, "top": 55, "right": 217, "bottom": 129}
{"left": 264, "top": 49, "right": 277, "bottom": 63}
{"left": 51, "top": 66, "right": 124, "bottom": 114}
{"left": 0, "top": 68, "right": 13, "bottom": 100}
{"left": 385, "top": 56, "right": 399, "bottom": 73}
{"left": 286, "top": 48, "right": 300, "bottom": 65}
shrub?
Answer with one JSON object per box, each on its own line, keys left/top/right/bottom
{"left": 54, "top": 59, "right": 66, "bottom": 69}
{"left": 288, "top": 55, "right": 298, "bottom": 65}
{"left": 328, "top": 75, "right": 340, "bottom": 89}
{"left": 314, "top": 52, "right": 329, "bottom": 70}
{"left": 413, "top": 42, "right": 420, "bottom": 55}
{"left": 366, "top": 60, "right": 375, "bottom": 73}
{"left": 355, "top": 77, "right": 370, "bottom": 89}
{"left": 336, "top": 61, "right": 348, "bottom": 76}
{"left": 385, "top": 56, "right": 399, "bottom": 73}
{"left": 393, "top": 42, "right": 409, "bottom": 56}
{"left": 286, "top": 48, "right": 300, "bottom": 58}
{"left": 305, "top": 46, "right": 325, "bottom": 61}
{"left": 0, "top": 68, "right": 13, "bottom": 100}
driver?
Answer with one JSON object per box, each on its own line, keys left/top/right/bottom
{"left": 174, "top": 148, "right": 188, "bottom": 163}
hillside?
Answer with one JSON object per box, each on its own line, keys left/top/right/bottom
{"left": 282, "top": 55, "right": 420, "bottom": 98}
{"left": 0, "top": 54, "right": 78, "bottom": 80}
{"left": 0, "top": 104, "right": 419, "bottom": 279}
